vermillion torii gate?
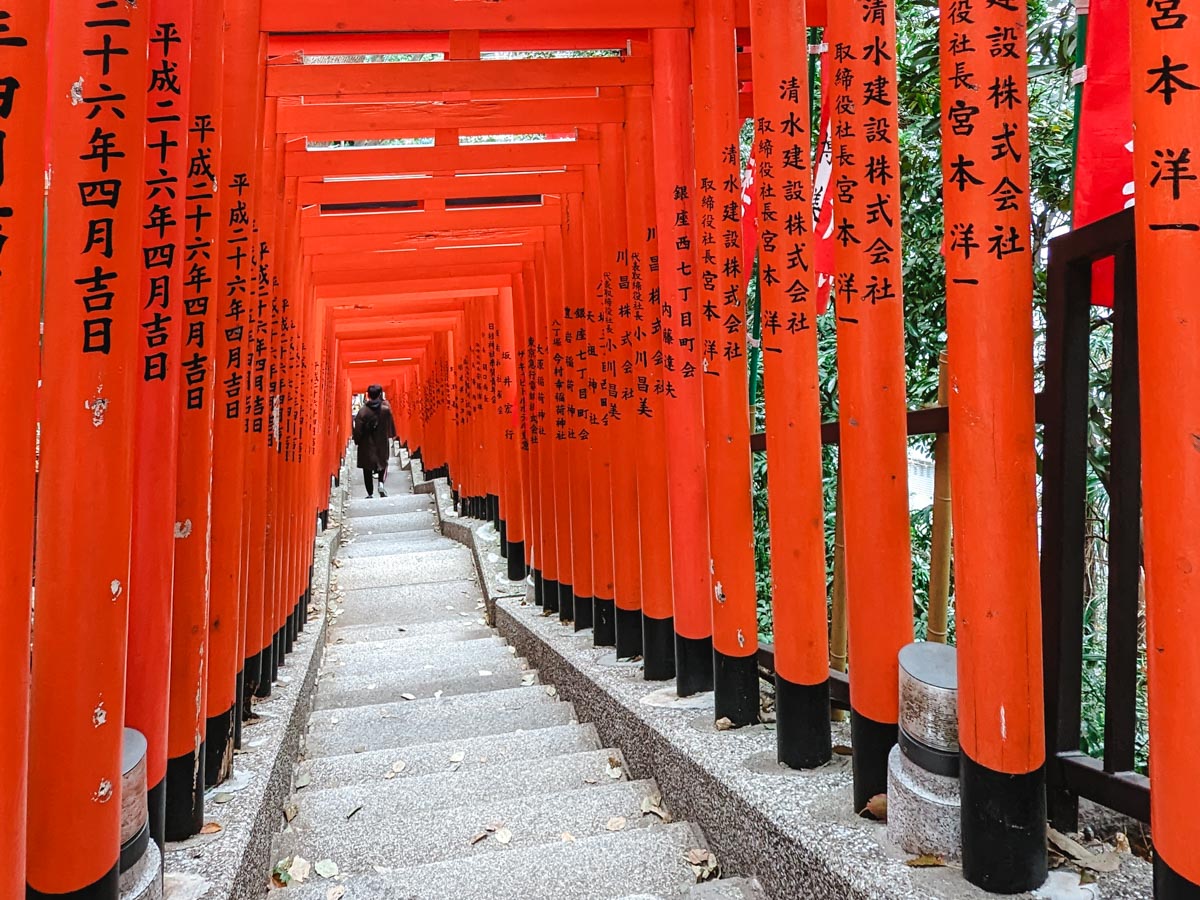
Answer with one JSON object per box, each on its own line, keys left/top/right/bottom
{"left": 3, "top": 2, "right": 1199, "bottom": 899}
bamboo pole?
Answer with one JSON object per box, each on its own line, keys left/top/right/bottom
{"left": 926, "top": 350, "right": 952, "bottom": 644}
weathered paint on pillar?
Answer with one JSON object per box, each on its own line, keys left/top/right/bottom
{"left": 126, "top": 0, "right": 194, "bottom": 851}
{"left": 827, "top": 0, "right": 915, "bottom": 813}
{"left": 28, "top": 1, "right": 150, "bottom": 894}
{"left": 1129, "top": 2, "right": 1200, "bottom": 894}
{"left": 0, "top": 3, "right": 46, "bottom": 895}
{"left": 693, "top": 0, "right": 760, "bottom": 727}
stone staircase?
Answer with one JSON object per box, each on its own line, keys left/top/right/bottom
{"left": 269, "top": 460, "right": 764, "bottom": 899}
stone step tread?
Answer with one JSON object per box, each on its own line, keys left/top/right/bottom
{"left": 272, "top": 821, "right": 707, "bottom": 900}
{"left": 277, "top": 777, "right": 663, "bottom": 875}
{"left": 303, "top": 694, "right": 576, "bottom": 759}
{"left": 287, "top": 748, "right": 630, "bottom": 829}
{"left": 328, "top": 622, "right": 492, "bottom": 647}
{"left": 613, "top": 878, "right": 767, "bottom": 900}
{"left": 334, "top": 556, "right": 477, "bottom": 592}
{"left": 319, "top": 634, "right": 507, "bottom": 671}
{"left": 340, "top": 538, "right": 459, "bottom": 559}
{"left": 296, "top": 723, "right": 601, "bottom": 791}
{"left": 315, "top": 667, "right": 532, "bottom": 709}
{"left": 328, "top": 584, "right": 484, "bottom": 629}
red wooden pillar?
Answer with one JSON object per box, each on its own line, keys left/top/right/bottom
{"left": 599, "top": 121, "right": 643, "bottom": 653}
{"left": 498, "top": 282, "right": 530, "bottom": 581}
{"left": 827, "top": 0, "right": 915, "bottom": 811}
{"left": 534, "top": 243, "right": 565, "bottom": 615}
{"left": 583, "top": 160, "right": 618, "bottom": 643}
{"left": 651, "top": 29, "right": 714, "bottom": 695}
{"left": 0, "top": 3, "right": 46, "bottom": 895}
{"left": 561, "top": 196, "right": 592, "bottom": 624}
{"left": 1129, "top": 3, "right": 1200, "bottom": 895}
{"left": 939, "top": 0, "right": 1047, "bottom": 890}
{"left": 750, "top": 0, "right": 831, "bottom": 767}
{"left": 126, "top": 0, "right": 194, "bottom": 850}
{"left": 625, "top": 83, "right": 676, "bottom": 679}
{"left": 28, "top": 2, "right": 149, "bottom": 895}
{"left": 165, "top": 0, "right": 222, "bottom": 839}
{"left": 207, "top": 0, "right": 259, "bottom": 772}
{"left": 693, "top": 0, "right": 760, "bottom": 726}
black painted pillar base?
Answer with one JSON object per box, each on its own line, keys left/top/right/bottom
{"left": 574, "top": 594, "right": 594, "bottom": 631}
{"left": 615, "top": 606, "right": 643, "bottom": 659}
{"left": 28, "top": 865, "right": 119, "bottom": 899}
{"left": 850, "top": 710, "right": 897, "bottom": 814}
{"left": 204, "top": 704, "right": 236, "bottom": 787}
{"left": 147, "top": 776, "right": 166, "bottom": 852}
{"left": 533, "top": 569, "right": 545, "bottom": 606}
{"left": 451, "top": 489, "right": 459, "bottom": 513}
{"left": 285, "top": 610, "right": 296, "bottom": 655}
{"left": 675, "top": 633, "right": 714, "bottom": 697}
{"left": 642, "top": 615, "right": 676, "bottom": 681}
{"left": 164, "top": 746, "right": 206, "bottom": 842}
{"left": 499, "top": 518, "right": 509, "bottom": 558}
{"left": 1156, "top": 855, "right": 1200, "bottom": 899}
{"left": 714, "top": 650, "right": 759, "bottom": 726}
{"left": 234, "top": 668, "right": 245, "bottom": 749}
{"left": 271, "top": 626, "right": 283, "bottom": 681}
{"left": 333, "top": 474, "right": 340, "bottom": 488}
{"left": 592, "top": 598, "right": 616, "bottom": 646}
{"left": 543, "top": 577, "right": 560, "bottom": 614}
{"left": 558, "top": 582, "right": 575, "bottom": 623}
{"left": 507, "top": 541, "right": 526, "bottom": 581}
{"left": 775, "top": 676, "right": 832, "bottom": 769}
{"left": 319, "top": 508, "right": 329, "bottom": 530}
{"left": 254, "top": 643, "right": 273, "bottom": 699}
{"left": 960, "top": 753, "right": 1048, "bottom": 894}
{"left": 488, "top": 493, "right": 501, "bottom": 530}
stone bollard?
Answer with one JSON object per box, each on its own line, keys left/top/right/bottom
{"left": 119, "top": 728, "right": 163, "bottom": 899}
{"left": 887, "top": 642, "right": 962, "bottom": 861}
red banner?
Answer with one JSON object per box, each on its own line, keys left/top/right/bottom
{"left": 813, "top": 66, "right": 834, "bottom": 314}
{"left": 1074, "top": 0, "right": 1133, "bottom": 305}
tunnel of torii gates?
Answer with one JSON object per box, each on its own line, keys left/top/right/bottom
{"left": 0, "top": 0, "right": 1196, "bottom": 898}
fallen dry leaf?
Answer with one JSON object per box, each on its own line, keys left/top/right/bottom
{"left": 327, "top": 886, "right": 347, "bottom": 900}
{"left": 200, "top": 822, "right": 223, "bottom": 835}
{"left": 640, "top": 792, "right": 669, "bottom": 822}
{"left": 860, "top": 794, "right": 888, "bottom": 822}
{"left": 1047, "top": 828, "right": 1122, "bottom": 874}
{"left": 284, "top": 803, "right": 299, "bottom": 822}
{"left": 450, "top": 751, "right": 466, "bottom": 764}
{"left": 400, "top": 693, "right": 417, "bottom": 701}
{"left": 905, "top": 854, "right": 947, "bottom": 868}
{"left": 391, "top": 761, "right": 407, "bottom": 774}
{"left": 479, "top": 670, "right": 492, "bottom": 677}
{"left": 684, "top": 848, "right": 720, "bottom": 882}
{"left": 470, "top": 831, "right": 488, "bottom": 846}
{"left": 287, "top": 855, "right": 311, "bottom": 884}
{"left": 606, "top": 763, "right": 623, "bottom": 780}
{"left": 495, "top": 827, "right": 513, "bottom": 845}
{"left": 346, "top": 806, "right": 362, "bottom": 821}
{"left": 606, "top": 816, "right": 627, "bottom": 832}
{"left": 384, "top": 771, "right": 397, "bottom": 780}
{"left": 545, "top": 686, "right": 557, "bottom": 697}
{"left": 295, "top": 773, "right": 312, "bottom": 789}
{"left": 561, "top": 832, "right": 576, "bottom": 842}
{"left": 714, "top": 717, "right": 733, "bottom": 732}
{"left": 832, "top": 745, "right": 853, "bottom": 756}
{"left": 1113, "top": 833, "right": 1131, "bottom": 854}
{"left": 214, "top": 792, "right": 234, "bottom": 804}
{"left": 313, "top": 859, "right": 339, "bottom": 879}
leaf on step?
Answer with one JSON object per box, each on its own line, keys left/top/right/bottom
{"left": 271, "top": 859, "right": 292, "bottom": 887}
{"left": 905, "top": 855, "right": 947, "bottom": 868}
{"left": 584, "top": 777, "right": 598, "bottom": 785}
{"left": 640, "top": 792, "right": 669, "bottom": 822}
{"left": 561, "top": 832, "right": 576, "bottom": 842}
{"left": 1113, "top": 833, "right": 1131, "bottom": 854}
{"left": 391, "top": 760, "right": 407, "bottom": 774}
{"left": 832, "top": 745, "right": 853, "bottom": 756}
{"left": 684, "top": 849, "right": 720, "bottom": 883}
{"left": 495, "top": 827, "right": 513, "bottom": 845}
{"left": 1047, "top": 829, "right": 1122, "bottom": 874}
{"left": 714, "top": 717, "right": 733, "bottom": 732}
{"left": 606, "top": 816, "right": 627, "bottom": 832}
{"left": 449, "top": 752, "right": 466, "bottom": 764}
{"left": 314, "top": 859, "right": 339, "bottom": 879}
{"left": 346, "top": 806, "right": 363, "bottom": 821}
{"left": 521, "top": 673, "right": 537, "bottom": 686}
{"left": 508, "top": 646, "right": 518, "bottom": 654}
{"left": 200, "top": 822, "right": 223, "bottom": 835}
{"left": 214, "top": 792, "right": 234, "bottom": 804}
{"left": 384, "top": 772, "right": 397, "bottom": 780}
{"left": 287, "top": 855, "right": 312, "bottom": 884}
{"left": 479, "top": 670, "right": 492, "bottom": 677}
{"left": 284, "top": 803, "right": 299, "bottom": 822}
{"left": 330, "top": 717, "right": 340, "bottom": 726}
{"left": 545, "top": 686, "right": 557, "bottom": 697}
{"left": 860, "top": 794, "right": 888, "bottom": 822}
{"left": 605, "top": 763, "right": 623, "bottom": 780}
{"left": 327, "top": 886, "right": 347, "bottom": 900}
{"left": 400, "top": 693, "right": 417, "bottom": 701}
{"left": 434, "top": 690, "right": 444, "bottom": 700}
{"left": 295, "top": 773, "right": 312, "bottom": 789}
{"left": 470, "top": 831, "right": 489, "bottom": 845}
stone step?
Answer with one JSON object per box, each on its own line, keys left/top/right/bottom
{"left": 303, "top": 687, "right": 574, "bottom": 758}
{"left": 277, "top": 778, "right": 664, "bottom": 876}
{"left": 614, "top": 877, "right": 767, "bottom": 899}
{"left": 340, "top": 535, "right": 459, "bottom": 558}
{"left": 329, "top": 582, "right": 483, "bottom": 629}
{"left": 328, "top": 620, "right": 492, "bottom": 647}
{"left": 315, "top": 662, "right": 530, "bottom": 709}
{"left": 273, "top": 821, "right": 707, "bottom": 900}
{"left": 318, "top": 636, "right": 513, "bottom": 682}
{"left": 345, "top": 495, "right": 432, "bottom": 517}
{"left": 334, "top": 551, "right": 477, "bottom": 593}
{"left": 342, "top": 512, "right": 448, "bottom": 540}
{"left": 296, "top": 723, "right": 602, "bottom": 791}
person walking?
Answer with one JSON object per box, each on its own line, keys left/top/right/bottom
{"left": 352, "top": 384, "right": 397, "bottom": 498}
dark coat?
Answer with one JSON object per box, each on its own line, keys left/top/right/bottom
{"left": 352, "top": 399, "right": 396, "bottom": 471}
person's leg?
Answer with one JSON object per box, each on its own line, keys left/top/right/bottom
{"left": 377, "top": 463, "right": 388, "bottom": 497}
{"left": 362, "top": 467, "right": 374, "bottom": 498}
